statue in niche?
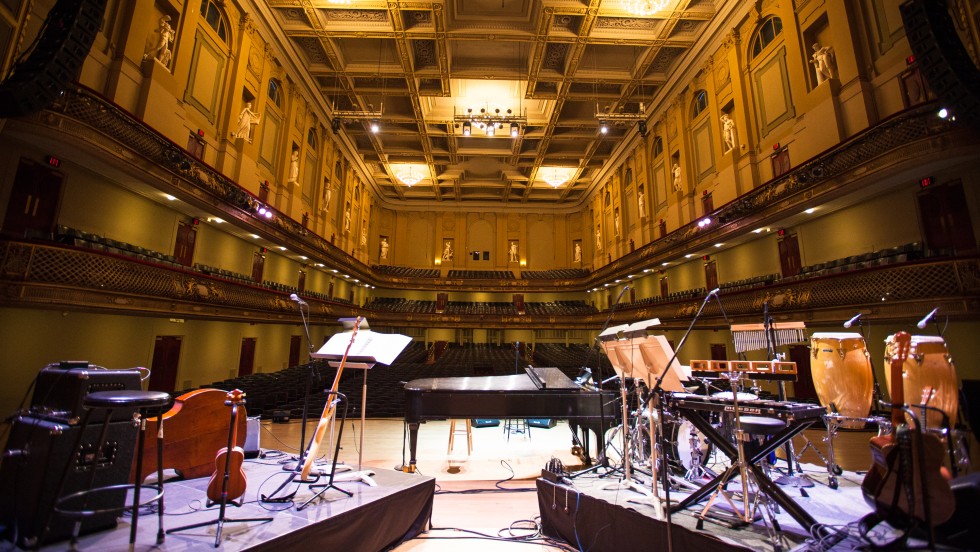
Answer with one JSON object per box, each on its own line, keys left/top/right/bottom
{"left": 672, "top": 163, "right": 682, "bottom": 192}
{"left": 595, "top": 226, "right": 602, "bottom": 250}
{"left": 360, "top": 225, "right": 367, "bottom": 246}
{"left": 442, "top": 241, "right": 454, "bottom": 261}
{"left": 637, "top": 186, "right": 647, "bottom": 219}
{"left": 810, "top": 43, "right": 836, "bottom": 84}
{"left": 509, "top": 242, "right": 518, "bottom": 263}
{"left": 144, "top": 15, "right": 175, "bottom": 66}
{"left": 614, "top": 209, "right": 620, "bottom": 235}
{"left": 573, "top": 242, "right": 582, "bottom": 263}
{"left": 344, "top": 203, "right": 351, "bottom": 232}
{"left": 236, "top": 102, "right": 260, "bottom": 142}
{"left": 380, "top": 237, "right": 389, "bottom": 260}
{"left": 288, "top": 149, "right": 299, "bottom": 183}
{"left": 321, "top": 180, "right": 332, "bottom": 212}
{"left": 720, "top": 113, "right": 736, "bottom": 152}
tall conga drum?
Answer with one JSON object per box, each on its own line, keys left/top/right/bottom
{"left": 885, "top": 335, "right": 958, "bottom": 429}
{"left": 810, "top": 332, "right": 874, "bottom": 427}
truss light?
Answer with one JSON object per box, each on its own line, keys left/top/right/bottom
{"left": 599, "top": 121, "right": 608, "bottom": 134}
{"left": 462, "top": 121, "right": 471, "bottom": 136}
{"left": 486, "top": 123, "right": 495, "bottom": 137}
{"left": 369, "top": 120, "right": 380, "bottom": 133}
{"left": 453, "top": 106, "right": 527, "bottom": 138}
{"left": 697, "top": 217, "right": 711, "bottom": 228}
{"left": 510, "top": 122, "right": 520, "bottom": 137}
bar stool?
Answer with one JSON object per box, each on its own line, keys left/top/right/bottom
{"left": 50, "top": 390, "right": 171, "bottom": 549}
{"left": 503, "top": 418, "right": 530, "bottom": 441}
{"left": 738, "top": 415, "right": 786, "bottom": 463}
{"left": 447, "top": 419, "right": 473, "bottom": 455}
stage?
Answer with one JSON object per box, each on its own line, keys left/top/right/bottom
{"left": 537, "top": 464, "right": 930, "bottom": 552}
{"left": 28, "top": 459, "right": 433, "bottom": 551}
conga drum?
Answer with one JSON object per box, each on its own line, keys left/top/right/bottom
{"left": 885, "top": 335, "right": 958, "bottom": 429}
{"left": 810, "top": 332, "right": 874, "bottom": 426}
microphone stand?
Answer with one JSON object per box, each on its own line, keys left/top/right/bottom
{"left": 570, "top": 285, "right": 629, "bottom": 478}
{"left": 649, "top": 288, "right": 717, "bottom": 552}
{"left": 293, "top": 296, "right": 316, "bottom": 470}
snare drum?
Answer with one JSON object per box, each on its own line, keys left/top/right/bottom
{"left": 885, "top": 335, "right": 958, "bottom": 429}
{"left": 810, "top": 332, "right": 874, "bottom": 426}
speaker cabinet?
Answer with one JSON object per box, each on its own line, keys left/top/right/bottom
{"left": 0, "top": 416, "right": 137, "bottom": 549}
{"left": 0, "top": 0, "right": 109, "bottom": 118}
{"left": 901, "top": 0, "right": 980, "bottom": 123}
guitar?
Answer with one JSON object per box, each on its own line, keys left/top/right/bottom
{"left": 206, "top": 389, "right": 248, "bottom": 504}
{"left": 299, "top": 316, "right": 362, "bottom": 481}
{"left": 861, "top": 332, "right": 953, "bottom": 527}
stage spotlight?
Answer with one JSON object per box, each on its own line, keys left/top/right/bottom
{"left": 462, "top": 121, "right": 471, "bottom": 136}
{"left": 510, "top": 122, "right": 520, "bottom": 137}
{"left": 369, "top": 120, "right": 380, "bottom": 133}
{"left": 599, "top": 121, "right": 608, "bottom": 134}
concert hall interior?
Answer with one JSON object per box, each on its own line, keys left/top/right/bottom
{"left": 1, "top": 0, "right": 979, "bottom": 550}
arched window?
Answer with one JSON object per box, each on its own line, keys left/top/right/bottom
{"left": 199, "top": 0, "right": 227, "bottom": 42}
{"left": 652, "top": 136, "right": 664, "bottom": 157}
{"left": 268, "top": 79, "right": 282, "bottom": 108}
{"left": 751, "top": 16, "right": 783, "bottom": 59}
{"left": 307, "top": 128, "right": 318, "bottom": 150}
{"left": 691, "top": 90, "right": 708, "bottom": 119}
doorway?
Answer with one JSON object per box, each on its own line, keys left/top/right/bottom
{"left": 148, "top": 336, "right": 182, "bottom": 392}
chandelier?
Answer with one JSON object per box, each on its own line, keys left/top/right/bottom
{"left": 624, "top": 0, "right": 668, "bottom": 16}
{"left": 541, "top": 167, "right": 576, "bottom": 188}
{"left": 395, "top": 166, "right": 423, "bottom": 186}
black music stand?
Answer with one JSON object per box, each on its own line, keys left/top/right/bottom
{"left": 167, "top": 395, "right": 271, "bottom": 547}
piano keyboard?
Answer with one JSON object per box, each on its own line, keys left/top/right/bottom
{"left": 666, "top": 392, "right": 825, "bottom": 421}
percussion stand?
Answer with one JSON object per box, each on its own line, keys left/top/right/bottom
{"left": 762, "top": 305, "right": 813, "bottom": 491}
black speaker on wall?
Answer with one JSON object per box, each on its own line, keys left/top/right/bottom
{"left": 901, "top": 0, "right": 980, "bottom": 124}
{"left": 0, "top": 0, "right": 108, "bottom": 118}
{"left": 0, "top": 416, "right": 137, "bottom": 549}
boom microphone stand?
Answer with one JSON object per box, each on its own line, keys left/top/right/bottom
{"left": 289, "top": 293, "right": 316, "bottom": 470}
{"left": 570, "top": 284, "right": 630, "bottom": 478}
{"left": 649, "top": 287, "right": 719, "bottom": 552}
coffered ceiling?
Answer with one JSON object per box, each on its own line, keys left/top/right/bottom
{"left": 265, "top": 0, "right": 732, "bottom": 207}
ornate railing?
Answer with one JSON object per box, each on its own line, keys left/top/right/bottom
{"left": 17, "top": 87, "right": 972, "bottom": 293}
{"left": 3, "top": 240, "right": 976, "bottom": 328}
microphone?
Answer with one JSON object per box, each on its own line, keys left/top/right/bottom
{"left": 289, "top": 293, "right": 307, "bottom": 305}
{"left": 843, "top": 313, "right": 862, "bottom": 328}
{"left": 917, "top": 307, "right": 938, "bottom": 329}
{"left": 707, "top": 287, "right": 720, "bottom": 297}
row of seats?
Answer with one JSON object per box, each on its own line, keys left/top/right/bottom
{"left": 446, "top": 270, "right": 515, "bottom": 279}
{"left": 521, "top": 268, "right": 590, "bottom": 279}
{"left": 524, "top": 301, "right": 597, "bottom": 316}
{"left": 720, "top": 273, "right": 779, "bottom": 292}
{"left": 363, "top": 298, "right": 595, "bottom": 316}
{"left": 372, "top": 265, "right": 441, "bottom": 278}
{"left": 795, "top": 242, "right": 924, "bottom": 278}
{"left": 194, "top": 263, "right": 252, "bottom": 283}
{"left": 56, "top": 226, "right": 182, "bottom": 267}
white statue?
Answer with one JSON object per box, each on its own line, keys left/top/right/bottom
{"left": 442, "top": 241, "right": 453, "bottom": 261}
{"left": 236, "top": 102, "right": 260, "bottom": 142}
{"left": 573, "top": 242, "right": 582, "bottom": 262}
{"left": 720, "top": 113, "right": 736, "bottom": 152}
{"left": 672, "top": 163, "right": 681, "bottom": 192}
{"left": 344, "top": 204, "right": 351, "bottom": 231}
{"left": 614, "top": 210, "right": 620, "bottom": 235}
{"left": 380, "top": 237, "right": 389, "bottom": 259}
{"left": 288, "top": 150, "right": 299, "bottom": 183}
{"left": 595, "top": 226, "right": 602, "bottom": 250}
{"left": 637, "top": 189, "right": 647, "bottom": 219}
{"left": 810, "top": 43, "right": 836, "bottom": 84}
{"left": 144, "top": 15, "right": 174, "bottom": 66}
{"left": 321, "top": 182, "right": 332, "bottom": 212}
{"left": 508, "top": 242, "right": 518, "bottom": 263}
{"left": 360, "top": 227, "right": 367, "bottom": 246}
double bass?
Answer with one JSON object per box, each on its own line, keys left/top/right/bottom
{"left": 861, "top": 332, "right": 953, "bottom": 529}
{"left": 206, "top": 389, "right": 248, "bottom": 505}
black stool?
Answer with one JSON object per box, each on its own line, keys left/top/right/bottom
{"left": 737, "top": 415, "right": 785, "bottom": 463}
{"left": 51, "top": 390, "right": 171, "bottom": 549}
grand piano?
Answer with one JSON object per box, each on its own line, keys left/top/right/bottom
{"left": 403, "top": 366, "right": 618, "bottom": 471}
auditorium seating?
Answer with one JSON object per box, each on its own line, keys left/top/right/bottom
{"left": 521, "top": 268, "right": 591, "bottom": 279}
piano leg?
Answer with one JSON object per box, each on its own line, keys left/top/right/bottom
{"left": 404, "top": 421, "right": 420, "bottom": 473}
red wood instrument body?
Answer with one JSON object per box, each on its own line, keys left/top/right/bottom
{"left": 861, "top": 332, "right": 953, "bottom": 526}
{"left": 300, "top": 317, "right": 361, "bottom": 481}
{"left": 131, "top": 388, "right": 248, "bottom": 483}
{"left": 206, "top": 389, "right": 248, "bottom": 503}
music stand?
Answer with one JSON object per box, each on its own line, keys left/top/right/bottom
{"left": 311, "top": 319, "right": 411, "bottom": 486}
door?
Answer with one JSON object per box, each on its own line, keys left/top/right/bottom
{"left": 918, "top": 180, "right": 977, "bottom": 254}
{"left": 289, "top": 335, "right": 302, "bottom": 367}
{"left": 710, "top": 343, "right": 727, "bottom": 361}
{"left": 298, "top": 269, "right": 306, "bottom": 292}
{"left": 1, "top": 158, "right": 63, "bottom": 239}
{"left": 778, "top": 234, "right": 802, "bottom": 278}
{"left": 703, "top": 260, "right": 718, "bottom": 291}
{"left": 174, "top": 221, "right": 197, "bottom": 266}
{"left": 238, "top": 337, "right": 256, "bottom": 377}
{"left": 148, "top": 336, "right": 182, "bottom": 392}
{"left": 251, "top": 251, "right": 265, "bottom": 282}
{"left": 660, "top": 276, "right": 668, "bottom": 298}
{"left": 788, "top": 344, "right": 817, "bottom": 401}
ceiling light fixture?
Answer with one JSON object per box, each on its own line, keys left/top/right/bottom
{"left": 395, "top": 165, "right": 423, "bottom": 186}
{"left": 625, "top": 0, "right": 668, "bottom": 16}
{"left": 540, "top": 167, "right": 576, "bottom": 188}
{"left": 454, "top": 106, "right": 526, "bottom": 139}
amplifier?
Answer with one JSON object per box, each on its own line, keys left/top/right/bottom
{"left": 0, "top": 416, "right": 137, "bottom": 549}
{"left": 30, "top": 362, "right": 143, "bottom": 424}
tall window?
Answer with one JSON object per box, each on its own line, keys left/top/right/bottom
{"left": 691, "top": 90, "right": 708, "bottom": 119}
{"left": 268, "top": 79, "right": 282, "bottom": 108}
{"left": 751, "top": 16, "right": 782, "bottom": 59}
{"left": 199, "top": 0, "right": 227, "bottom": 41}
{"left": 652, "top": 136, "right": 663, "bottom": 157}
